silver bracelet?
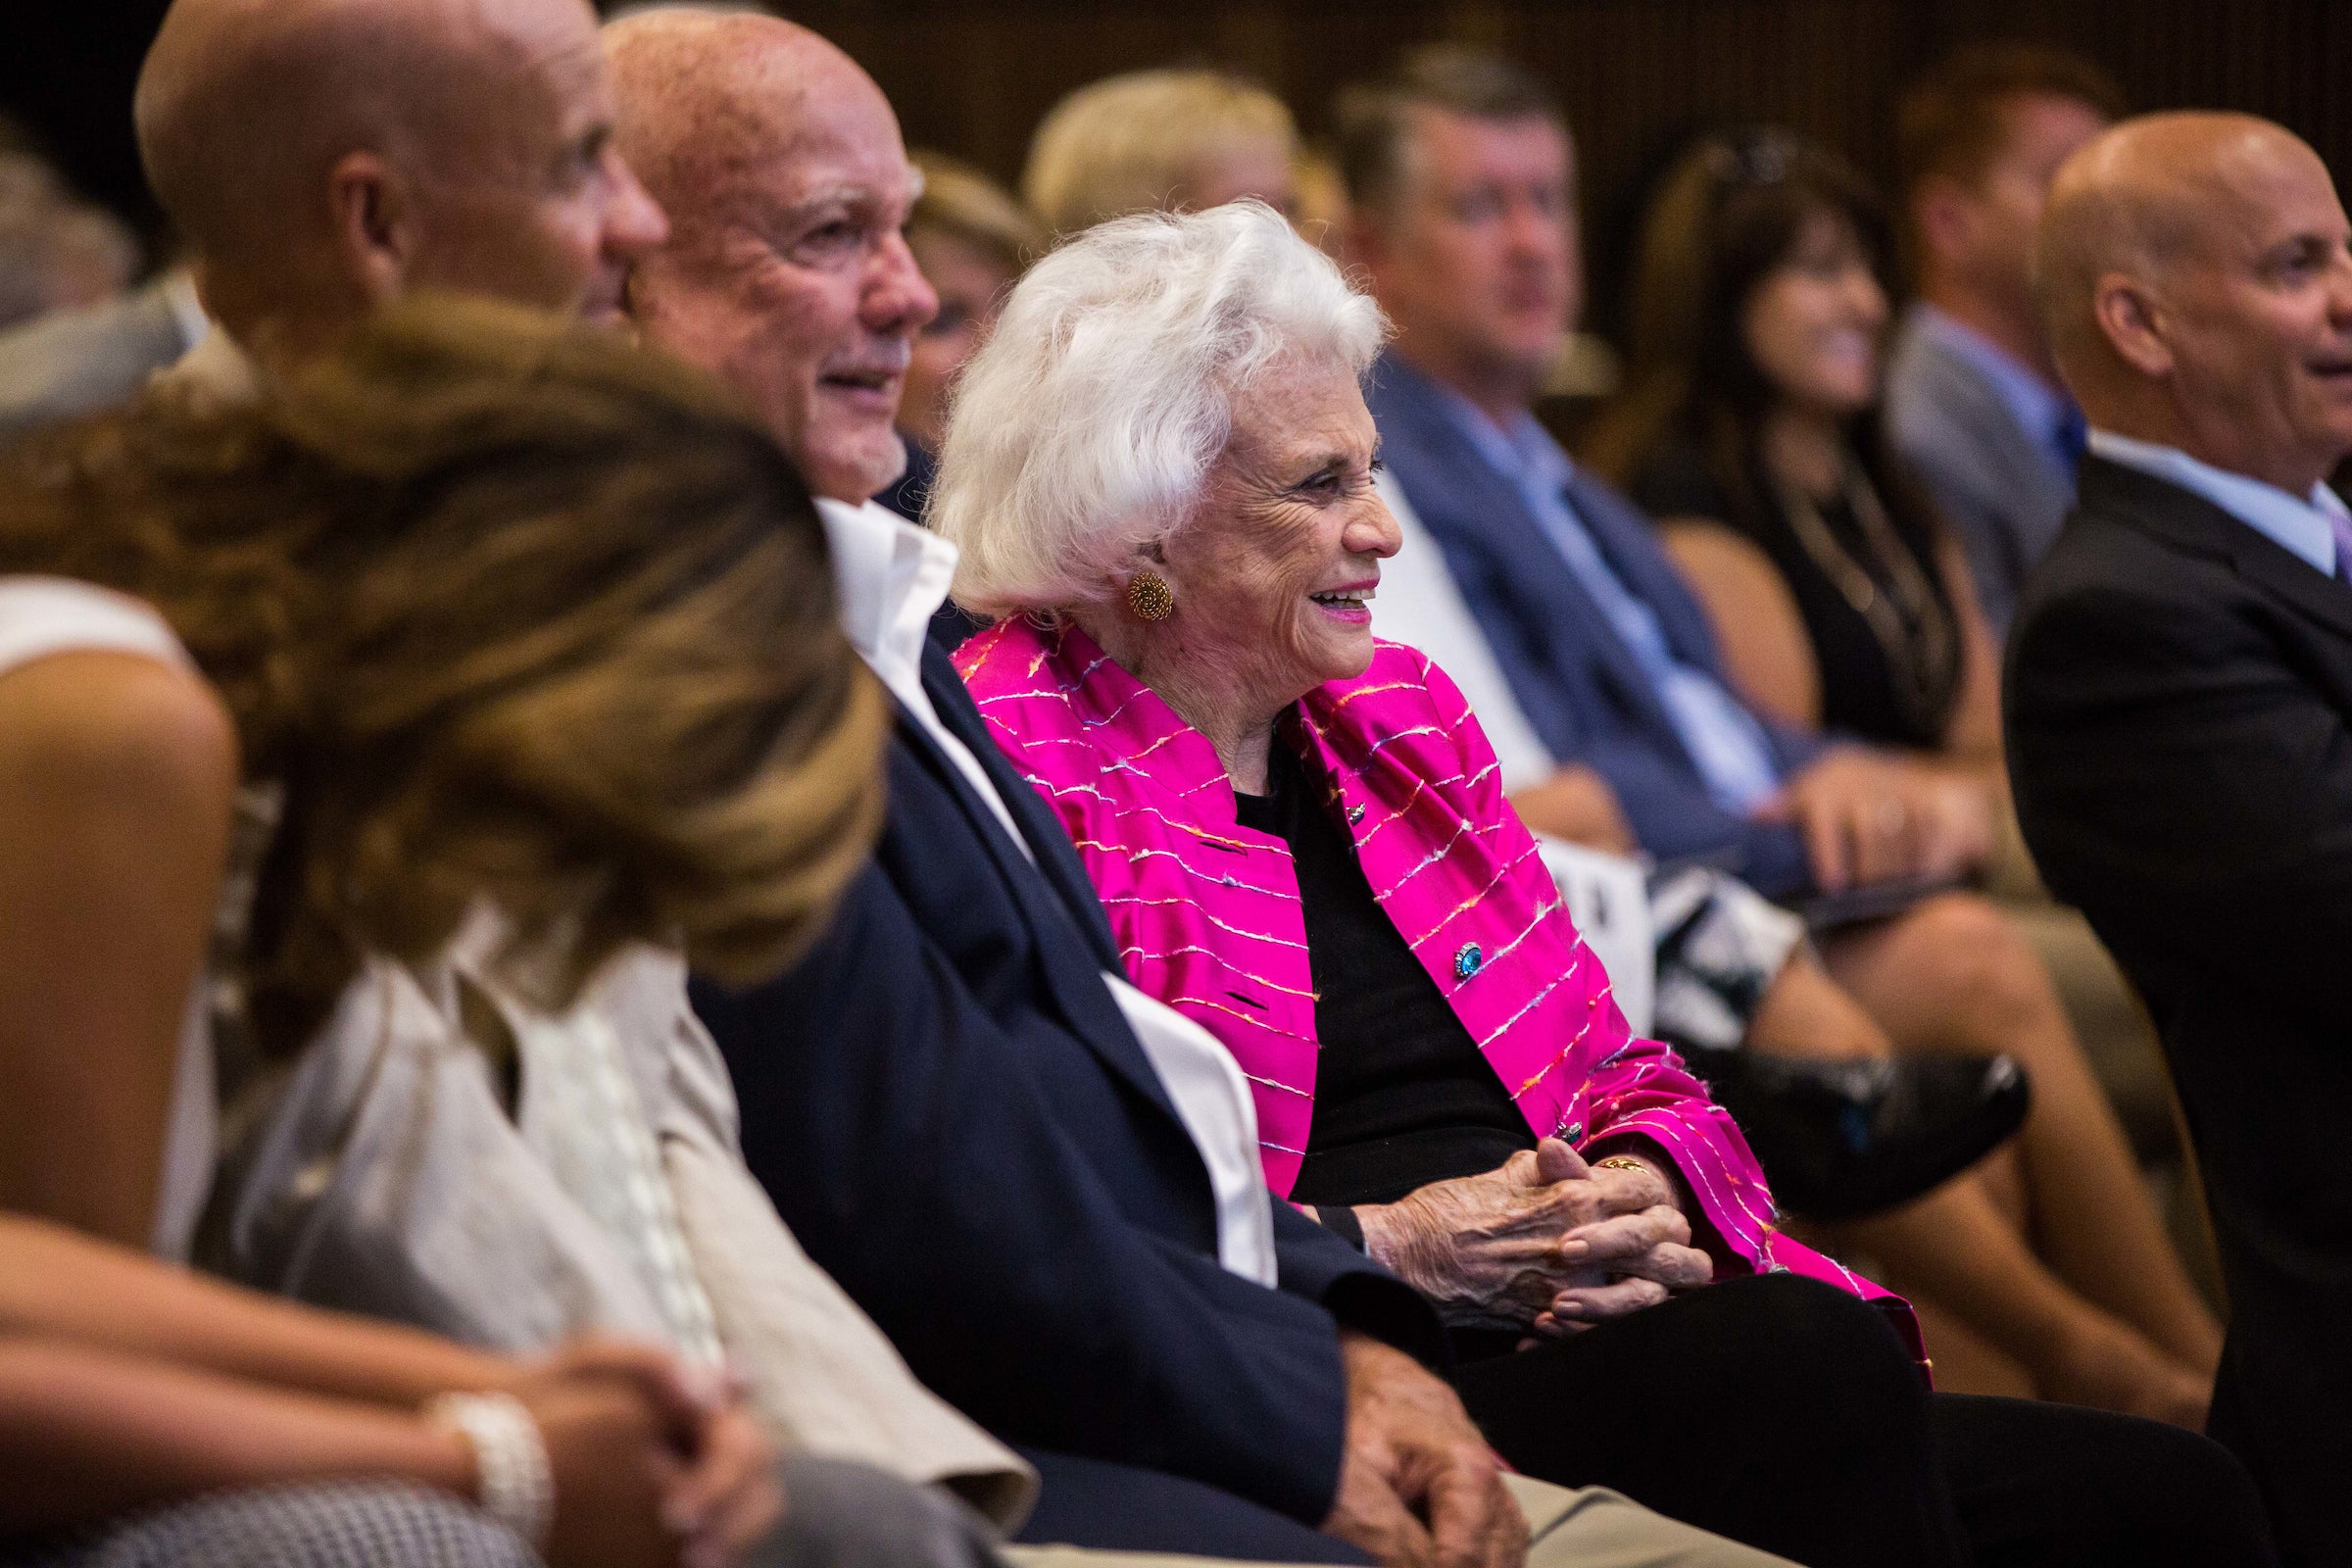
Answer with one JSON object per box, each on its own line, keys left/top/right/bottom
{"left": 425, "top": 1391, "right": 554, "bottom": 1548}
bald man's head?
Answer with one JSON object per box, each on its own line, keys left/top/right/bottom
{"left": 136, "top": 0, "right": 664, "bottom": 353}
{"left": 2034, "top": 113, "right": 2283, "bottom": 364}
{"left": 2035, "top": 112, "right": 2352, "bottom": 492}
{"left": 609, "top": 10, "right": 936, "bottom": 503}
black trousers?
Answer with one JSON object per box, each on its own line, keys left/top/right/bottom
{"left": 1451, "top": 1274, "right": 2276, "bottom": 1568}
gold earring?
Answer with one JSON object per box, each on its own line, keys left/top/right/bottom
{"left": 1127, "top": 570, "right": 1174, "bottom": 621}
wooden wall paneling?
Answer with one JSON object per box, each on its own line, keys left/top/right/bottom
{"left": 781, "top": 0, "right": 2348, "bottom": 351}
{"left": 8, "top": 0, "right": 2344, "bottom": 293}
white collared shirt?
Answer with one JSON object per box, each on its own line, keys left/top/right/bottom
{"left": 816, "top": 497, "right": 1279, "bottom": 1287}
{"left": 817, "top": 498, "right": 1028, "bottom": 853}
{"left": 2088, "top": 428, "right": 2351, "bottom": 577}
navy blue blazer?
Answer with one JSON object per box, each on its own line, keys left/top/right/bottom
{"left": 1367, "top": 352, "right": 1823, "bottom": 898}
{"left": 694, "top": 639, "right": 1437, "bottom": 1526}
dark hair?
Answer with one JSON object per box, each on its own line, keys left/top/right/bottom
{"left": 1585, "top": 127, "right": 1962, "bottom": 734}
{"left": 1334, "top": 45, "right": 1565, "bottom": 215}
{"left": 1584, "top": 127, "right": 1891, "bottom": 497}
{"left": 1895, "top": 43, "right": 2124, "bottom": 276}
{"left": 0, "top": 296, "right": 887, "bottom": 1054}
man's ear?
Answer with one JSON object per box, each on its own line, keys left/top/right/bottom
{"left": 325, "top": 149, "right": 415, "bottom": 307}
{"left": 2092, "top": 271, "right": 2174, "bottom": 378}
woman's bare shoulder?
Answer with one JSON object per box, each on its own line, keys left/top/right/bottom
{"left": 1655, "top": 518, "right": 1822, "bottom": 728}
{"left": 1656, "top": 515, "right": 1784, "bottom": 586}
{"left": 0, "top": 652, "right": 237, "bottom": 825}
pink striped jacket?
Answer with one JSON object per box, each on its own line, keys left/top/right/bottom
{"left": 957, "top": 617, "right": 1915, "bottom": 1338}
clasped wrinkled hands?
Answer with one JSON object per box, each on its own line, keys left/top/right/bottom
{"left": 1357, "top": 1138, "right": 1713, "bottom": 1333}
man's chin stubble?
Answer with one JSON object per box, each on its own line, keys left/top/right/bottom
{"left": 813, "top": 433, "right": 907, "bottom": 506}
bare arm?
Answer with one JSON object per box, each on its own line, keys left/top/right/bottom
{"left": 1506, "top": 764, "right": 1637, "bottom": 854}
{"left": 1656, "top": 518, "right": 1823, "bottom": 730}
{"left": 0, "top": 1225, "right": 782, "bottom": 1565}
{"left": 0, "top": 653, "right": 235, "bottom": 1245}
{"left": 0, "top": 661, "right": 775, "bottom": 1559}
{"left": 0, "top": 1214, "right": 511, "bottom": 1405}
{"left": 0, "top": 1336, "right": 472, "bottom": 1533}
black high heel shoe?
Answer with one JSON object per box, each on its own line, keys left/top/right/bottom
{"left": 1679, "top": 1045, "right": 2031, "bottom": 1222}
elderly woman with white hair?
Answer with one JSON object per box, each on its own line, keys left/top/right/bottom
{"left": 939, "top": 201, "right": 2276, "bottom": 1568}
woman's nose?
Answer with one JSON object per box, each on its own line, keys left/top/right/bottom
{"left": 1351, "top": 496, "right": 1403, "bottom": 559}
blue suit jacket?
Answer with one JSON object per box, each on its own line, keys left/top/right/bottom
{"left": 1367, "top": 352, "right": 1823, "bottom": 899}
{"left": 694, "top": 640, "right": 1437, "bottom": 1525}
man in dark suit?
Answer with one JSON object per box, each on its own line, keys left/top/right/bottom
{"left": 2007, "top": 112, "right": 2352, "bottom": 1566}
{"left": 607, "top": 14, "right": 1784, "bottom": 1568}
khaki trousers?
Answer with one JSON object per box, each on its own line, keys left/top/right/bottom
{"left": 1003, "top": 1477, "right": 1802, "bottom": 1568}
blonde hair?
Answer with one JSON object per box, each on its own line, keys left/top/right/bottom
{"left": 1290, "top": 143, "right": 1350, "bottom": 255}
{"left": 934, "top": 201, "right": 1386, "bottom": 620}
{"left": 1022, "top": 70, "right": 1296, "bottom": 234}
{"left": 909, "top": 150, "right": 1044, "bottom": 275}
{"left": 0, "top": 296, "right": 886, "bottom": 1053}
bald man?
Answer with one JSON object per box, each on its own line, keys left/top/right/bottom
{"left": 2007, "top": 111, "right": 2352, "bottom": 1564}
{"left": 607, "top": 10, "right": 926, "bottom": 507}
{"left": 608, "top": 15, "right": 1809, "bottom": 1568}
{"left": 132, "top": 0, "right": 666, "bottom": 367}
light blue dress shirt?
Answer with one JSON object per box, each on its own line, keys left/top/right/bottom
{"left": 1913, "top": 305, "right": 2080, "bottom": 479}
{"left": 2087, "top": 429, "right": 2352, "bottom": 579}
{"left": 1427, "top": 386, "right": 1785, "bottom": 811}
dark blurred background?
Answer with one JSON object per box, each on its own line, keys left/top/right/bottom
{"left": 8, "top": 0, "right": 2347, "bottom": 343}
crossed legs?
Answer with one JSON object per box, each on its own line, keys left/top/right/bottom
{"left": 1809, "top": 893, "right": 2222, "bottom": 1423}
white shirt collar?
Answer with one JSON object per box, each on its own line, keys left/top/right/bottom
{"left": 2086, "top": 428, "right": 2348, "bottom": 577}
{"left": 814, "top": 496, "right": 958, "bottom": 689}
{"left": 816, "top": 494, "right": 1031, "bottom": 858}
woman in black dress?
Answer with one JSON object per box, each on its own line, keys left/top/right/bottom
{"left": 1582, "top": 126, "right": 2228, "bottom": 1416}
{"left": 1585, "top": 127, "right": 1997, "bottom": 759}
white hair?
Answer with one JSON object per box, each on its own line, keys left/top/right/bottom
{"left": 932, "top": 200, "right": 1388, "bottom": 620}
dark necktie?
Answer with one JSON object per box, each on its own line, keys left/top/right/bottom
{"left": 2052, "top": 403, "right": 2089, "bottom": 479}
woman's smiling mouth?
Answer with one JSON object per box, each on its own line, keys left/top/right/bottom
{"left": 1309, "top": 583, "right": 1376, "bottom": 620}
